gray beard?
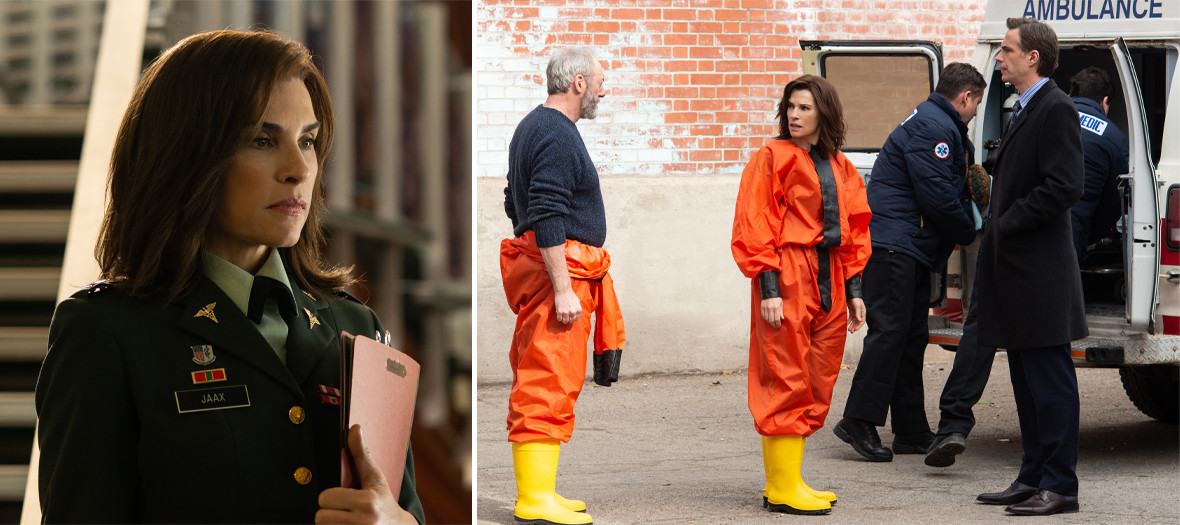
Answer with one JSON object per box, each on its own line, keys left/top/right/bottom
{"left": 579, "top": 90, "right": 599, "bottom": 120}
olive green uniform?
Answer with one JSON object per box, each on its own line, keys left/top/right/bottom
{"left": 35, "top": 264, "right": 424, "bottom": 523}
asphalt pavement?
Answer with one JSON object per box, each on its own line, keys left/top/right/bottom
{"left": 476, "top": 348, "right": 1179, "bottom": 524}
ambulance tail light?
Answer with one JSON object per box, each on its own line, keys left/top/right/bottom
{"left": 1168, "top": 185, "right": 1180, "bottom": 251}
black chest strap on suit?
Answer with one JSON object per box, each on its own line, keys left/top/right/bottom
{"left": 810, "top": 147, "right": 841, "bottom": 313}
{"left": 247, "top": 276, "right": 298, "bottom": 324}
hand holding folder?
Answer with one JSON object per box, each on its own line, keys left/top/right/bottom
{"left": 317, "top": 424, "right": 418, "bottom": 524}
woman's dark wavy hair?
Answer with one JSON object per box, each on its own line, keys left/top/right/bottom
{"left": 98, "top": 29, "right": 354, "bottom": 300}
{"left": 775, "top": 74, "right": 846, "bottom": 157}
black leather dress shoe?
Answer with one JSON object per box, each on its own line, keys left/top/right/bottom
{"left": 924, "top": 432, "right": 966, "bottom": 467}
{"left": 833, "top": 418, "right": 893, "bottom": 462}
{"left": 977, "top": 481, "right": 1038, "bottom": 505}
{"left": 892, "top": 431, "right": 935, "bottom": 454}
{"left": 1004, "top": 490, "right": 1079, "bottom": 515}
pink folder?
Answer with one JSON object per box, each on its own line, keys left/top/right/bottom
{"left": 340, "top": 332, "right": 420, "bottom": 495}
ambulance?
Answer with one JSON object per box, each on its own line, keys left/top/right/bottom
{"left": 801, "top": 0, "right": 1179, "bottom": 422}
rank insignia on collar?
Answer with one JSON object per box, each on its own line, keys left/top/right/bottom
{"left": 191, "top": 345, "right": 216, "bottom": 366}
{"left": 304, "top": 307, "right": 320, "bottom": 329}
{"left": 195, "top": 303, "right": 218, "bottom": 323}
{"left": 302, "top": 290, "right": 316, "bottom": 301}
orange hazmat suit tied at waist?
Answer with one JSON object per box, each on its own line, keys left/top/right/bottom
{"left": 500, "top": 231, "right": 625, "bottom": 443}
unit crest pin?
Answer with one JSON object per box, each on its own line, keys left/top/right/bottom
{"left": 192, "top": 344, "right": 216, "bottom": 366}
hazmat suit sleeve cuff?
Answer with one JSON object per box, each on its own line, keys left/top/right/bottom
{"left": 758, "top": 271, "right": 781, "bottom": 300}
{"left": 845, "top": 274, "right": 863, "bottom": 300}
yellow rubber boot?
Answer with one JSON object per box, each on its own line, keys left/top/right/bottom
{"left": 800, "top": 438, "right": 837, "bottom": 505}
{"left": 554, "top": 493, "right": 587, "bottom": 513}
{"left": 762, "top": 436, "right": 832, "bottom": 515}
{"left": 760, "top": 437, "right": 835, "bottom": 507}
{"left": 761, "top": 437, "right": 769, "bottom": 501}
{"left": 512, "top": 441, "right": 593, "bottom": 524}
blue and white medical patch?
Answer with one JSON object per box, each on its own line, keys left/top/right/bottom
{"left": 933, "top": 141, "right": 950, "bottom": 159}
{"left": 1078, "top": 112, "right": 1108, "bottom": 136}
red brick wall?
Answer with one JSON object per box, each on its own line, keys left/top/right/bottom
{"left": 476, "top": 0, "right": 989, "bottom": 178}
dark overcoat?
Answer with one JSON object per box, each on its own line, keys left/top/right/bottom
{"left": 35, "top": 276, "right": 425, "bottom": 523}
{"left": 976, "top": 79, "right": 1088, "bottom": 349}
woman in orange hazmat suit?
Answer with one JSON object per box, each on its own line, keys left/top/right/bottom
{"left": 731, "top": 75, "right": 871, "bottom": 516}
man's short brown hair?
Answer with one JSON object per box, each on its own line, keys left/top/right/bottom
{"left": 1006, "top": 17, "right": 1059, "bottom": 78}
{"left": 935, "top": 62, "right": 987, "bottom": 101}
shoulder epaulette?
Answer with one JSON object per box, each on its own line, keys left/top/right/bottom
{"left": 334, "top": 290, "right": 365, "bottom": 305}
{"left": 82, "top": 280, "right": 114, "bottom": 295}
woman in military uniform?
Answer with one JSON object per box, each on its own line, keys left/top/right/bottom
{"left": 34, "top": 30, "right": 423, "bottom": 524}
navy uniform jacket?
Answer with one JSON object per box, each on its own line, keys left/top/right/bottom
{"left": 35, "top": 276, "right": 425, "bottom": 523}
{"left": 977, "top": 79, "right": 1087, "bottom": 349}
{"left": 866, "top": 92, "right": 977, "bottom": 271}
{"left": 1070, "top": 96, "right": 1129, "bottom": 258}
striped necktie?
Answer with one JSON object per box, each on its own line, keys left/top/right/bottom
{"left": 1006, "top": 99, "right": 1023, "bottom": 134}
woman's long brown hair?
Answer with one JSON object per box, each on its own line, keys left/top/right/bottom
{"left": 775, "top": 74, "right": 847, "bottom": 157}
{"left": 98, "top": 30, "right": 353, "bottom": 300}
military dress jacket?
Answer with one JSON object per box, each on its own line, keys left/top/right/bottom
{"left": 34, "top": 276, "right": 425, "bottom": 524}
{"left": 976, "top": 79, "right": 1088, "bottom": 349}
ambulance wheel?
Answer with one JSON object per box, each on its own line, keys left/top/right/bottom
{"left": 1119, "top": 366, "right": 1179, "bottom": 424}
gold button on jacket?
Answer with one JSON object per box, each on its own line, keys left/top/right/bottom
{"left": 34, "top": 278, "right": 424, "bottom": 523}
{"left": 289, "top": 406, "right": 306, "bottom": 424}
{"left": 294, "top": 467, "right": 313, "bottom": 485}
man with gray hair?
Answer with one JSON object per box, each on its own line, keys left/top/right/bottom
{"left": 499, "top": 47, "right": 622, "bottom": 525}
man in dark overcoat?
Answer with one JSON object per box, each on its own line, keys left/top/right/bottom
{"left": 973, "top": 17, "right": 1087, "bottom": 516}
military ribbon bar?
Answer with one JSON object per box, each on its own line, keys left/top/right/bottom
{"left": 317, "top": 384, "right": 342, "bottom": 405}
{"left": 191, "top": 368, "right": 227, "bottom": 384}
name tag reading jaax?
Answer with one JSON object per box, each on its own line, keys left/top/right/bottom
{"left": 175, "top": 385, "right": 251, "bottom": 413}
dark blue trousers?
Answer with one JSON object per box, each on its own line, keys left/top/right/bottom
{"left": 843, "top": 250, "right": 931, "bottom": 434}
{"left": 1009, "top": 344, "right": 1080, "bottom": 496}
{"left": 935, "top": 277, "right": 998, "bottom": 437}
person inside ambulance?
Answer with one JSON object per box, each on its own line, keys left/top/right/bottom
{"left": 1067, "top": 66, "right": 1129, "bottom": 264}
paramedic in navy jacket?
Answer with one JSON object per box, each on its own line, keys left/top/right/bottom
{"left": 834, "top": 63, "right": 985, "bottom": 462}
{"left": 1068, "top": 66, "right": 1128, "bottom": 263}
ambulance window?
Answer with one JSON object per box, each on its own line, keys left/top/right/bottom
{"left": 821, "top": 54, "right": 934, "bottom": 151}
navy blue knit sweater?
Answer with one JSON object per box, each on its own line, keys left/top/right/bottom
{"left": 504, "top": 105, "right": 607, "bottom": 248}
